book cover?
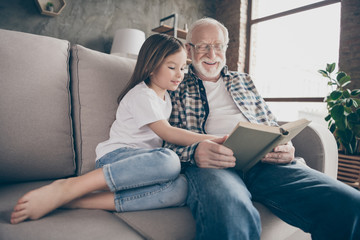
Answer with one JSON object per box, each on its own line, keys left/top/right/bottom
{"left": 223, "top": 118, "right": 311, "bottom": 172}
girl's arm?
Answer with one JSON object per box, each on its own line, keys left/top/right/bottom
{"left": 148, "top": 120, "right": 217, "bottom": 146}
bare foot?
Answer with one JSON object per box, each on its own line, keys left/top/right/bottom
{"left": 10, "top": 168, "right": 108, "bottom": 224}
{"left": 10, "top": 179, "right": 72, "bottom": 224}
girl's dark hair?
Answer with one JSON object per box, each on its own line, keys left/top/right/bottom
{"left": 118, "top": 34, "right": 185, "bottom": 103}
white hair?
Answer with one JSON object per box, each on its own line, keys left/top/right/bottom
{"left": 186, "top": 17, "right": 229, "bottom": 44}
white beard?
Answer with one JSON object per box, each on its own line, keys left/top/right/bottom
{"left": 191, "top": 51, "right": 226, "bottom": 79}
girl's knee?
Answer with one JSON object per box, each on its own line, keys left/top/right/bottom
{"left": 169, "top": 175, "right": 188, "bottom": 207}
{"left": 156, "top": 148, "right": 181, "bottom": 178}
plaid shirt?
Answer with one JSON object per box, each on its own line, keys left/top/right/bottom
{"left": 164, "top": 65, "right": 277, "bottom": 168}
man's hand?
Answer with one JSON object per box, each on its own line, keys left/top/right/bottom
{"left": 261, "top": 142, "right": 295, "bottom": 164}
{"left": 194, "top": 136, "right": 236, "bottom": 168}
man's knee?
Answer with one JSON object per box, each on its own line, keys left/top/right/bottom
{"left": 185, "top": 167, "right": 261, "bottom": 238}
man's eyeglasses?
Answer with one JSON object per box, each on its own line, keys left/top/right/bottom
{"left": 189, "top": 43, "right": 227, "bottom": 54}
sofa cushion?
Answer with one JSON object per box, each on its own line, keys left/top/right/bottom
{"left": 0, "top": 29, "right": 75, "bottom": 182}
{"left": 116, "top": 207, "right": 196, "bottom": 240}
{"left": 0, "top": 181, "right": 143, "bottom": 240}
{"left": 71, "top": 45, "right": 136, "bottom": 175}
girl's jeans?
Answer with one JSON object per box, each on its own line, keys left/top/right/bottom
{"left": 185, "top": 159, "right": 360, "bottom": 240}
{"left": 96, "top": 147, "right": 187, "bottom": 212}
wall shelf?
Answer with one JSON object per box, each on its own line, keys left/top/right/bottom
{"left": 34, "top": 0, "right": 66, "bottom": 17}
{"left": 152, "top": 25, "right": 187, "bottom": 40}
{"left": 152, "top": 14, "right": 191, "bottom": 64}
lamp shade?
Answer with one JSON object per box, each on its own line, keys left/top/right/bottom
{"left": 110, "top": 28, "right": 145, "bottom": 59}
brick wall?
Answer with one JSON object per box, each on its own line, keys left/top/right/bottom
{"left": 215, "top": 0, "right": 242, "bottom": 71}
{"left": 339, "top": 0, "right": 360, "bottom": 89}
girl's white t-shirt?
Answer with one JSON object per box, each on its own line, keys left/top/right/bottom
{"left": 95, "top": 82, "right": 172, "bottom": 160}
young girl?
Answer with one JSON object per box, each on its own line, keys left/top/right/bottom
{"left": 10, "top": 34, "right": 217, "bottom": 224}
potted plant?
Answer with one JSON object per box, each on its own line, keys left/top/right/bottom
{"left": 319, "top": 63, "right": 360, "bottom": 155}
{"left": 46, "top": 2, "right": 54, "bottom": 12}
{"left": 319, "top": 63, "right": 360, "bottom": 188}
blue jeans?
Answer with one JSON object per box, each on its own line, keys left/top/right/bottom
{"left": 185, "top": 159, "right": 360, "bottom": 240}
{"left": 96, "top": 147, "right": 187, "bottom": 212}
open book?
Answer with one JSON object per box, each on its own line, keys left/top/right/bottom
{"left": 223, "top": 118, "right": 311, "bottom": 173}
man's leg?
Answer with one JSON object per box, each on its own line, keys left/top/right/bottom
{"left": 185, "top": 166, "right": 261, "bottom": 240}
{"left": 246, "top": 159, "right": 360, "bottom": 240}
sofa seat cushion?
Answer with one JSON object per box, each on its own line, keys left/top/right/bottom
{"left": 0, "top": 29, "right": 75, "bottom": 182}
{"left": 71, "top": 45, "right": 136, "bottom": 175}
{"left": 115, "top": 203, "right": 310, "bottom": 240}
{"left": 0, "top": 181, "right": 143, "bottom": 240}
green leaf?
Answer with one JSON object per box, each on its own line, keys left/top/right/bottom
{"left": 354, "top": 99, "right": 360, "bottom": 108}
{"left": 336, "top": 72, "right": 346, "bottom": 82}
{"left": 345, "top": 106, "right": 353, "bottom": 114}
{"left": 327, "top": 101, "right": 335, "bottom": 108}
{"left": 326, "top": 63, "right": 336, "bottom": 73}
{"left": 329, "top": 123, "right": 336, "bottom": 133}
{"left": 350, "top": 123, "right": 360, "bottom": 138}
{"left": 338, "top": 75, "right": 351, "bottom": 86}
{"left": 341, "top": 81, "right": 351, "bottom": 88}
{"left": 353, "top": 99, "right": 359, "bottom": 108}
{"left": 346, "top": 99, "right": 354, "bottom": 107}
{"left": 325, "top": 114, "right": 332, "bottom": 121}
{"left": 343, "top": 89, "right": 351, "bottom": 98}
{"left": 330, "top": 91, "right": 342, "bottom": 100}
{"left": 331, "top": 105, "right": 345, "bottom": 121}
{"left": 348, "top": 112, "right": 358, "bottom": 122}
{"left": 351, "top": 89, "right": 360, "bottom": 96}
{"left": 337, "top": 129, "right": 353, "bottom": 144}
{"left": 318, "top": 70, "right": 328, "bottom": 77}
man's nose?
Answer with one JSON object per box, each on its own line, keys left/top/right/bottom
{"left": 207, "top": 46, "right": 216, "bottom": 59}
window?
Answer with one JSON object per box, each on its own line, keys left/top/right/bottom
{"left": 248, "top": 0, "right": 341, "bottom": 123}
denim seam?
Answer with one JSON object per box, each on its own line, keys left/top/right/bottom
{"left": 102, "top": 165, "right": 116, "bottom": 192}
{"left": 254, "top": 196, "right": 312, "bottom": 233}
{"left": 117, "top": 178, "right": 174, "bottom": 191}
{"left": 104, "top": 162, "right": 175, "bottom": 191}
{"left": 115, "top": 180, "right": 175, "bottom": 212}
{"left": 186, "top": 170, "right": 206, "bottom": 239}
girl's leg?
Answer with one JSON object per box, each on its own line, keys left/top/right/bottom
{"left": 10, "top": 168, "right": 108, "bottom": 224}
{"left": 11, "top": 147, "right": 185, "bottom": 223}
{"left": 98, "top": 147, "right": 188, "bottom": 212}
{"left": 64, "top": 191, "right": 116, "bottom": 211}
{"left": 65, "top": 174, "right": 188, "bottom": 213}
{"left": 114, "top": 174, "right": 187, "bottom": 212}
{"left": 97, "top": 147, "right": 182, "bottom": 192}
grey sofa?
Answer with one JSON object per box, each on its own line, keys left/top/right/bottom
{"left": 0, "top": 29, "right": 339, "bottom": 240}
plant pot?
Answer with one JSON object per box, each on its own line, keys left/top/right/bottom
{"left": 337, "top": 153, "right": 360, "bottom": 190}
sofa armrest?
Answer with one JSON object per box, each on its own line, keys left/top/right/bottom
{"left": 291, "top": 122, "right": 338, "bottom": 179}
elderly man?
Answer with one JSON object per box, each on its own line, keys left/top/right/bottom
{"left": 165, "top": 17, "right": 360, "bottom": 240}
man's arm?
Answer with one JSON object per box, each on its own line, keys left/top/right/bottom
{"left": 148, "top": 120, "right": 216, "bottom": 146}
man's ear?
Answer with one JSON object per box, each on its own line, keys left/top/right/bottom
{"left": 185, "top": 43, "right": 193, "bottom": 60}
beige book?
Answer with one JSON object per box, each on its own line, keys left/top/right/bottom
{"left": 223, "top": 118, "right": 311, "bottom": 173}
